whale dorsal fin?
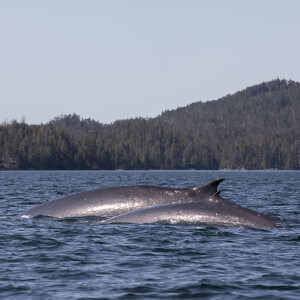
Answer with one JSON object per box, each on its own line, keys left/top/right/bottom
{"left": 189, "top": 178, "right": 224, "bottom": 198}
{"left": 215, "top": 190, "right": 222, "bottom": 197}
{"left": 206, "top": 190, "right": 222, "bottom": 202}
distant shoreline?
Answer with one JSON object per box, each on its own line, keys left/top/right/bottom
{"left": 1, "top": 79, "right": 299, "bottom": 171}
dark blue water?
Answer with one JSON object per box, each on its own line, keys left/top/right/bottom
{"left": 1, "top": 170, "right": 299, "bottom": 299}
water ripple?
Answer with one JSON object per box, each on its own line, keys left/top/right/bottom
{"left": 0, "top": 170, "right": 299, "bottom": 299}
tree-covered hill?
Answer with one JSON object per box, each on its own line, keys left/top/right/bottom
{"left": 157, "top": 79, "right": 300, "bottom": 169}
{"left": 0, "top": 79, "right": 299, "bottom": 170}
{"left": 158, "top": 79, "right": 299, "bottom": 141}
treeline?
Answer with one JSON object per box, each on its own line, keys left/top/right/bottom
{"left": 0, "top": 117, "right": 216, "bottom": 170}
{"left": 0, "top": 79, "right": 299, "bottom": 170}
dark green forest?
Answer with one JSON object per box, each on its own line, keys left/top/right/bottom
{"left": 1, "top": 79, "right": 299, "bottom": 170}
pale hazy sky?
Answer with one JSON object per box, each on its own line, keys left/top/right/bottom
{"left": 1, "top": 0, "right": 300, "bottom": 124}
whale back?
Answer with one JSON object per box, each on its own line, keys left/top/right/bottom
{"left": 105, "top": 191, "right": 279, "bottom": 228}
{"left": 20, "top": 178, "right": 225, "bottom": 218}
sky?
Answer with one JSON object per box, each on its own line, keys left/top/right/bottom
{"left": 1, "top": 0, "right": 300, "bottom": 124}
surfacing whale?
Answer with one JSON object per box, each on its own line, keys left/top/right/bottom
{"left": 105, "top": 191, "right": 279, "bottom": 228}
{"left": 20, "top": 178, "right": 225, "bottom": 218}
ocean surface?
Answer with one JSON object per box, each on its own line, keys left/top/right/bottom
{"left": 0, "top": 170, "right": 299, "bottom": 299}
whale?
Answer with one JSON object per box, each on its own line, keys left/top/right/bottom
{"left": 105, "top": 191, "right": 280, "bottom": 228}
{"left": 20, "top": 178, "right": 225, "bottom": 218}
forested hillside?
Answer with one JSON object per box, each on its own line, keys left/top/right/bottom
{"left": 0, "top": 79, "right": 299, "bottom": 170}
{"left": 157, "top": 79, "right": 300, "bottom": 169}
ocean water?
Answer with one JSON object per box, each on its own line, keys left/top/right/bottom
{"left": 0, "top": 170, "right": 299, "bottom": 299}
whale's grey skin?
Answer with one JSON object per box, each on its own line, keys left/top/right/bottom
{"left": 105, "top": 192, "right": 279, "bottom": 228}
{"left": 20, "top": 178, "right": 225, "bottom": 218}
